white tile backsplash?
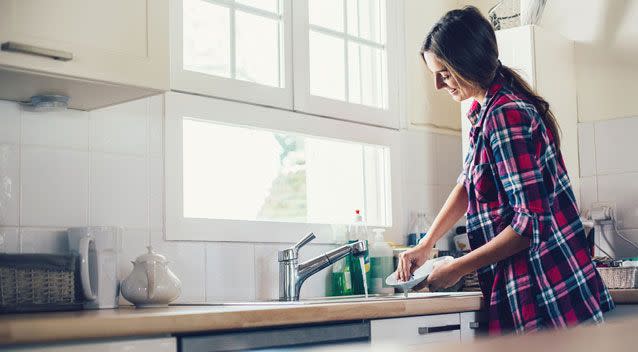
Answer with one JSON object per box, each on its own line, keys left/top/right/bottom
{"left": 577, "top": 123, "right": 596, "bottom": 177}
{"left": 149, "top": 156, "right": 163, "bottom": 231}
{"left": 149, "top": 95, "right": 163, "bottom": 157}
{"left": 90, "top": 153, "right": 148, "bottom": 228}
{"left": 22, "top": 109, "right": 89, "bottom": 149}
{"left": 0, "top": 227, "right": 19, "bottom": 253}
{"left": 435, "top": 134, "right": 462, "bottom": 184}
{"left": 594, "top": 117, "right": 638, "bottom": 175}
{"left": 20, "top": 228, "right": 69, "bottom": 254}
{"left": 151, "top": 232, "right": 206, "bottom": 303}
{"left": 0, "top": 100, "right": 20, "bottom": 144}
{"left": 597, "top": 172, "right": 638, "bottom": 230}
{"left": 579, "top": 176, "right": 598, "bottom": 213}
{"left": 90, "top": 99, "right": 149, "bottom": 155}
{"left": 206, "top": 242, "right": 255, "bottom": 302}
{"left": 21, "top": 147, "right": 89, "bottom": 227}
{"left": 254, "top": 243, "right": 286, "bottom": 300}
{"left": 0, "top": 144, "right": 19, "bottom": 226}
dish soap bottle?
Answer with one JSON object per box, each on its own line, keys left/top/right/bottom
{"left": 330, "top": 259, "right": 353, "bottom": 296}
{"left": 370, "top": 228, "right": 394, "bottom": 294}
{"left": 347, "top": 209, "right": 371, "bottom": 295}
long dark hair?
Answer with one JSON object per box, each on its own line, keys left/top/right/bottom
{"left": 420, "top": 6, "right": 561, "bottom": 148}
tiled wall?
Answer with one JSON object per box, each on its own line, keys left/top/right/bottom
{"left": 578, "top": 118, "right": 638, "bottom": 259}
{"left": 0, "top": 96, "right": 462, "bottom": 303}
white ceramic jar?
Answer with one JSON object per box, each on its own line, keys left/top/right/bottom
{"left": 121, "top": 247, "right": 182, "bottom": 307}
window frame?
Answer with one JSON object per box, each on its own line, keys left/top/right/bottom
{"left": 170, "top": 0, "right": 294, "bottom": 110}
{"left": 292, "top": 0, "right": 401, "bottom": 129}
{"left": 164, "top": 91, "right": 403, "bottom": 244}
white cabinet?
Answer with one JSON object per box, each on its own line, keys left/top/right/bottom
{"left": 401, "top": 0, "right": 462, "bottom": 133}
{"left": 0, "top": 0, "right": 169, "bottom": 110}
{"left": 459, "top": 311, "right": 481, "bottom": 342}
{"left": 460, "top": 25, "right": 580, "bottom": 202}
{"left": 371, "top": 313, "right": 461, "bottom": 346}
{"left": 7, "top": 337, "right": 176, "bottom": 352}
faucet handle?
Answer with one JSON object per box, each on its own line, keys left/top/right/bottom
{"left": 278, "top": 232, "right": 315, "bottom": 262}
{"left": 293, "top": 232, "right": 315, "bottom": 252}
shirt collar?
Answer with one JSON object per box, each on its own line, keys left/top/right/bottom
{"left": 466, "top": 77, "right": 504, "bottom": 126}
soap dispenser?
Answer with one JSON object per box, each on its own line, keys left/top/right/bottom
{"left": 370, "top": 229, "right": 394, "bottom": 294}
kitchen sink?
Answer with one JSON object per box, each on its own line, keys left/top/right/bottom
{"left": 171, "top": 292, "right": 480, "bottom": 307}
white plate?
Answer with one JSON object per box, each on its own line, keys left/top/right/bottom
{"left": 385, "top": 256, "right": 454, "bottom": 291}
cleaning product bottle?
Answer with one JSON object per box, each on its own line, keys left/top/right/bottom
{"left": 347, "top": 209, "right": 370, "bottom": 295}
{"left": 370, "top": 228, "right": 394, "bottom": 294}
{"left": 330, "top": 259, "right": 353, "bottom": 296}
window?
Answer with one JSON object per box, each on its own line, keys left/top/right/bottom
{"left": 165, "top": 92, "right": 401, "bottom": 243}
{"left": 308, "top": 0, "right": 387, "bottom": 109}
{"left": 183, "top": 0, "right": 285, "bottom": 88}
{"left": 171, "top": 0, "right": 293, "bottom": 108}
{"left": 293, "top": 0, "right": 399, "bottom": 128}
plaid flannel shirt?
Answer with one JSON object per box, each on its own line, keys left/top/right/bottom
{"left": 459, "top": 77, "right": 614, "bottom": 335}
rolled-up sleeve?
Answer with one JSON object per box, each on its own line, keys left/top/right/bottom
{"left": 483, "top": 104, "right": 552, "bottom": 240}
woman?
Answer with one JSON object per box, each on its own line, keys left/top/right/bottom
{"left": 397, "top": 6, "right": 614, "bottom": 334}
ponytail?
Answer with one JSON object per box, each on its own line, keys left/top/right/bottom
{"left": 498, "top": 65, "right": 562, "bottom": 148}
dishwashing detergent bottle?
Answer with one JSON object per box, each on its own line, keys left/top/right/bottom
{"left": 347, "top": 210, "right": 370, "bottom": 295}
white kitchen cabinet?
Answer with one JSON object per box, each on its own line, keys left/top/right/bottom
{"left": 459, "top": 311, "right": 482, "bottom": 342}
{"left": 460, "top": 25, "right": 580, "bottom": 203}
{"left": 0, "top": 0, "right": 169, "bottom": 110}
{"left": 7, "top": 337, "right": 176, "bottom": 352}
{"left": 401, "top": 0, "right": 462, "bottom": 133}
{"left": 370, "top": 313, "right": 461, "bottom": 346}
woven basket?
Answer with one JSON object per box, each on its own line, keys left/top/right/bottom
{"left": 597, "top": 267, "right": 638, "bottom": 289}
{"left": 0, "top": 253, "right": 82, "bottom": 313}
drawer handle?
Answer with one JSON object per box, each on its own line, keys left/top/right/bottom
{"left": 469, "top": 322, "right": 480, "bottom": 329}
{"left": 1, "top": 41, "right": 73, "bottom": 61}
{"left": 417, "top": 324, "right": 460, "bottom": 335}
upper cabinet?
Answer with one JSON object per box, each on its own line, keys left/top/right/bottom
{"left": 401, "top": 0, "right": 461, "bottom": 133}
{"left": 170, "top": 0, "right": 400, "bottom": 129}
{"left": 460, "top": 25, "right": 580, "bottom": 202}
{"left": 0, "top": 0, "right": 169, "bottom": 110}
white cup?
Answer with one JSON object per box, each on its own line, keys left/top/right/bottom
{"left": 67, "top": 226, "right": 122, "bottom": 309}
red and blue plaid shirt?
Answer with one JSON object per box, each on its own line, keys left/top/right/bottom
{"left": 459, "top": 77, "right": 614, "bottom": 334}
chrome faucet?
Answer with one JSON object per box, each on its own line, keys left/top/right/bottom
{"left": 278, "top": 232, "right": 368, "bottom": 301}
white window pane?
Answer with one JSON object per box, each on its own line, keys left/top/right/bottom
{"left": 236, "top": 11, "right": 282, "bottom": 87}
{"left": 348, "top": 42, "right": 387, "bottom": 109}
{"left": 182, "top": 118, "right": 390, "bottom": 226}
{"left": 236, "top": 0, "right": 279, "bottom": 14}
{"left": 348, "top": 44, "right": 361, "bottom": 104}
{"left": 183, "top": 0, "right": 230, "bottom": 77}
{"left": 347, "top": 0, "right": 385, "bottom": 44}
{"left": 306, "top": 139, "right": 364, "bottom": 225}
{"left": 309, "top": 0, "right": 344, "bottom": 32}
{"left": 309, "top": 31, "right": 345, "bottom": 101}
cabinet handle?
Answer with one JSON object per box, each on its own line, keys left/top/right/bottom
{"left": 1, "top": 41, "right": 73, "bottom": 61}
{"left": 469, "top": 322, "right": 480, "bottom": 329}
{"left": 417, "top": 324, "right": 460, "bottom": 335}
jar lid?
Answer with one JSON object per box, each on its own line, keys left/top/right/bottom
{"left": 134, "top": 246, "right": 168, "bottom": 264}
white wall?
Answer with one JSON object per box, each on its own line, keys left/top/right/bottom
{"left": 0, "top": 96, "right": 462, "bottom": 303}
{"left": 579, "top": 117, "right": 638, "bottom": 259}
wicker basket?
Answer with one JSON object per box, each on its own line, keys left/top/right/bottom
{"left": 0, "top": 253, "right": 83, "bottom": 313}
{"left": 597, "top": 266, "right": 638, "bottom": 289}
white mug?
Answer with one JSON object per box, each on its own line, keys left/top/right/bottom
{"left": 67, "top": 227, "right": 122, "bottom": 309}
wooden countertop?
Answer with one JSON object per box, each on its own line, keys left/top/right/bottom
{"left": 2, "top": 289, "right": 635, "bottom": 346}
{"left": 0, "top": 293, "right": 482, "bottom": 346}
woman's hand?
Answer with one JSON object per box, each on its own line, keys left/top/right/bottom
{"left": 397, "top": 246, "right": 430, "bottom": 282}
{"left": 426, "top": 259, "right": 464, "bottom": 291}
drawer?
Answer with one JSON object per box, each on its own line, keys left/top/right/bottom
{"left": 371, "top": 313, "right": 461, "bottom": 346}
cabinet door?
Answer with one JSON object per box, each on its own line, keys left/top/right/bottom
{"left": 460, "top": 311, "right": 482, "bottom": 342}
{"left": 371, "top": 313, "right": 461, "bottom": 346}
{"left": 0, "top": 0, "right": 169, "bottom": 90}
